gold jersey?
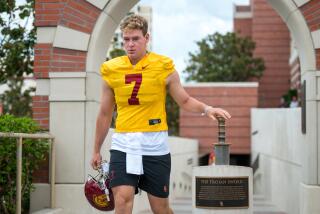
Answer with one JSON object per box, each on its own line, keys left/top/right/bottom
{"left": 100, "top": 52, "right": 175, "bottom": 132}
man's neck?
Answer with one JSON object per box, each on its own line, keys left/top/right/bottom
{"left": 129, "top": 52, "right": 148, "bottom": 65}
{"left": 130, "top": 58, "right": 139, "bottom": 65}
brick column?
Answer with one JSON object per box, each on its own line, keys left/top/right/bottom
{"left": 31, "top": 0, "right": 140, "bottom": 212}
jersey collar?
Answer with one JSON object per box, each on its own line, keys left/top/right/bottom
{"left": 125, "top": 52, "right": 151, "bottom": 71}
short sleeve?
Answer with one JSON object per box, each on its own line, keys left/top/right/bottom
{"left": 100, "top": 62, "right": 112, "bottom": 87}
{"left": 161, "top": 56, "right": 175, "bottom": 79}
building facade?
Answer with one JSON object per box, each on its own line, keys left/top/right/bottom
{"left": 234, "top": 0, "right": 293, "bottom": 108}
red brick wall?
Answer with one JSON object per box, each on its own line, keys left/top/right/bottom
{"left": 35, "top": 0, "right": 100, "bottom": 33}
{"left": 300, "top": 0, "right": 320, "bottom": 32}
{"left": 60, "top": 0, "right": 100, "bottom": 34}
{"left": 31, "top": 96, "right": 49, "bottom": 182}
{"left": 179, "top": 85, "right": 258, "bottom": 155}
{"left": 35, "top": 0, "right": 65, "bottom": 26}
{"left": 234, "top": 5, "right": 252, "bottom": 38}
{"left": 252, "top": 0, "right": 291, "bottom": 107}
{"left": 33, "top": 0, "right": 100, "bottom": 130}
{"left": 34, "top": 43, "right": 52, "bottom": 79}
{"left": 234, "top": 18, "right": 252, "bottom": 38}
{"left": 33, "top": 45, "right": 87, "bottom": 130}
{"left": 32, "top": 153, "right": 49, "bottom": 183}
{"left": 32, "top": 96, "right": 49, "bottom": 130}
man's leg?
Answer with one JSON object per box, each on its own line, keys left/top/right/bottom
{"left": 112, "top": 185, "right": 135, "bottom": 214}
{"left": 139, "top": 153, "right": 172, "bottom": 214}
{"left": 147, "top": 193, "right": 173, "bottom": 214}
{"left": 109, "top": 150, "right": 139, "bottom": 214}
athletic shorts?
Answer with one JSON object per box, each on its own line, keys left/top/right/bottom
{"left": 109, "top": 150, "right": 171, "bottom": 198}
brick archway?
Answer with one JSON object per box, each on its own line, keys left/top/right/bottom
{"left": 33, "top": 0, "right": 320, "bottom": 212}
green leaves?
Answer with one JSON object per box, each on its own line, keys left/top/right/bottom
{"left": 184, "top": 32, "right": 265, "bottom": 82}
{"left": 109, "top": 48, "right": 126, "bottom": 59}
{"left": 0, "top": 115, "right": 49, "bottom": 214}
{"left": 166, "top": 94, "right": 179, "bottom": 136}
{"left": 0, "top": 0, "right": 35, "bottom": 117}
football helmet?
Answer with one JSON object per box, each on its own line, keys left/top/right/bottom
{"left": 84, "top": 161, "right": 115, "bottom": 211}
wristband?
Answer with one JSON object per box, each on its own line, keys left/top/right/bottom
{"left": 201, "top": 105, "right": 213, "bottom": 116}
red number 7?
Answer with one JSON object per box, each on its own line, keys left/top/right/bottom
{"left": 125, "top": 73, "right": 142, "bottom": 105}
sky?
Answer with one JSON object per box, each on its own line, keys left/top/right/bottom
{"left": 139, "top": 0, "right": 249, "bottom": 79}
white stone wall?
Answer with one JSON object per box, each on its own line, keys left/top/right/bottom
{"left": 251, "top": 108, "right": 303, "bottom": 214}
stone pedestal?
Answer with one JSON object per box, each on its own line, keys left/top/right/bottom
{"left": 300, "top": 183, "right": 320, "bottom": 214}
{"left": 192, "top": 165, "right": 253, "bottom": 214}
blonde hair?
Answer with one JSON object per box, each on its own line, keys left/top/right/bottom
{"left": 120, "top": 14, "right": 148, "bottom": 36}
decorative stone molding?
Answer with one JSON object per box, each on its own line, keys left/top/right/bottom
{"left": 234, "top": 11, "right": 252, "bottom": 19}
{"left": 35, "top": 79, "right": 50, "bottom": 96}
{"left": 267, "top": 0, "right": 297, "bottom": 22}
{"left": 311, "top": 29, "right": 320, "bottom": 49}
{"left": 37, "top": 27, "right": 56, "bottom": 43}
{"left": 288, "top": 10, "right": 316, "bottom": 72}
{"left": 86, "top": 0, "right": 111, "bottom": 10}
{"left": 86, "top": 12, "right": 118, "bottom": 72}
{"left": 53, "top": 25, "right": 90, "bottom": 51}
{"left": 293, "top": 0, "right": 311, "bottom": 7}
{"left": 103, "top": 0, "right": 139, "bottom": 25}
{"left": 49, "top": 72, "right": 87, "bottom": 101}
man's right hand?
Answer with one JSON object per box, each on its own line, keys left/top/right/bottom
{"left": 91, "top": 153, "right": 102, "bottom": 170}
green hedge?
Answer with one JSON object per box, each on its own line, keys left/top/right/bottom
{"left": 0, "top": 115, "right": 49, "bottom": 214}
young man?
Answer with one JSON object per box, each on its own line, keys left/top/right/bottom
{"left": 91, "top": 15, "right": 231, "bottom": 214}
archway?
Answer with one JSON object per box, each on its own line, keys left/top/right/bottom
{"left": 32, "top": 0, "right": 320, "bottom": 213}
{"left": 266, "top": 1, "right": 319, "bottom": 213}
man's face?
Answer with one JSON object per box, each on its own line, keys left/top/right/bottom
{"left": 123, "top": 29, "right": 149, "bottom": 64}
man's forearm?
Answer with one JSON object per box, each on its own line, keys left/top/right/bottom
{"left": 180, "top": 96, "right": 207, "bottom": 114}
{"left": 93, "top": 114, "right": 112, "bottom": 153}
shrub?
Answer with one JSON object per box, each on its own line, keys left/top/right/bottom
{"left": 0, "top": 115, "right": 49, "bottom": 214}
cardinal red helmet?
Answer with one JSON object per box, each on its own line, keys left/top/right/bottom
{"left": 84, "top": 162, "right": 114, "bottom": 211}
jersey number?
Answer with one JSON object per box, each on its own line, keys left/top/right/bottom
{"left": 125, "top": 73, "right": 142, "bottom": 105}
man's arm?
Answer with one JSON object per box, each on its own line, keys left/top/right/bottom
{"left": 167, "top": 71, "right": 231, "bottom": 120}
{"left": 91, "top": 81, "right": 115, "bottom": 169}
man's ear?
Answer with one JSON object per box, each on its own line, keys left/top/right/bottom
{"left": 145, "top": 33, "right": 150, "bottom": 42}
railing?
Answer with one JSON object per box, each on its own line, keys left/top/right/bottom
{"left": 0, "top": 132, "right": 55, "bottom": 214}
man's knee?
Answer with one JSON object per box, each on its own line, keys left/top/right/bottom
{"left": 112, "top": 186, "right": 135, "bottom": 209}
{"left": 115, "top": 194, "right": 132, "bottom": 206}
{"left": 148, "top": 195, "right": 172, "bottom": 214}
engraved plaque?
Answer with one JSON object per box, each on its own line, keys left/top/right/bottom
{"left": 195, "top": 176, "right": 249, "bottom": 208}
